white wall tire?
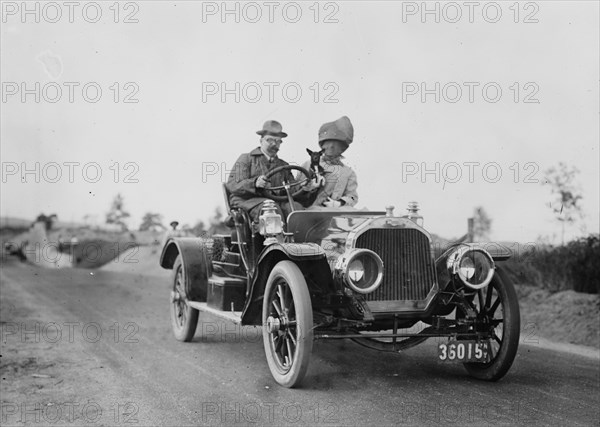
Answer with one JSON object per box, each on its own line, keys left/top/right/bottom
{"left": 170, "top": 255, "right": 199, "bottom": 342}
{"left": 262, "top": 261, "right": 313, "bottom": 388}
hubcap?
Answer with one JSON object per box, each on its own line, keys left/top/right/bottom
{"left": 172, "top": 267, "right": 186, "bottom": 328}
{"left": 267, "top": 316, "right": 283, "bottom": 333}
{"left": 267, "top": 281, "right": 298, "bottom": 371}
{"left": 470, "top": 284, "right": 504, "bottom": 362}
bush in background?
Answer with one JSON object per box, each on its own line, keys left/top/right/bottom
{"left": 503, "top": 234, "right": 599, "bottom": 294}
{"left": 566, "top": 234, "right": 600, "bottom": 294}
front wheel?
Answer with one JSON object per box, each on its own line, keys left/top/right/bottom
{"left": 462, "top": 266, "right": 520, "bottom": 381}
{"left": 262, "top": 261, "right": 313, "bottom": 388}
{"left": 170, "top": 255, "right": 199, "bottom": 342}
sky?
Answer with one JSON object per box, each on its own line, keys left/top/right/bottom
{"left": 1, "top": 1, "right": 598, "bottom": 243}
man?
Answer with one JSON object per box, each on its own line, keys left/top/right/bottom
{"left": 226, "top": 120, "right": 319, "bottom": 222}
{"left": 302, "top": 116, "right": 358, "bottom": 208}
{"left": 168, "top": 221, "right": 186, "bottom": 237}
{"left": 161, "top": 220, "right": 186, "bottom": 247}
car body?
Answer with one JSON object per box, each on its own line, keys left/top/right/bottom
{"left": 160, "top": 166, "right": 520, "bottom": 388}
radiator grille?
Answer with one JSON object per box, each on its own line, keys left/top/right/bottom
{"left": 355, "top": 228, "right": 435, "bottom": 301}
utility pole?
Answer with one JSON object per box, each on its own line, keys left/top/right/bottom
{"left": 467, "top": 218, "right": 474, "bottom": 243}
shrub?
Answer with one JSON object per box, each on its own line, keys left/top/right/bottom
{"left": 566, "top": 234, "right": 600, "bottom": 294}
{"left": 503, "top": 234, "right": 599, "bottom": 294}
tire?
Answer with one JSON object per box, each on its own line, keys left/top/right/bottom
{"left": 170, "top": 255, "right": 199, "bottom": 342}
{"left": 462, "top": 266, "right": 520, "bottom": 381}
{"left": 262, "top": 261, "right": 313, "bottom": 388}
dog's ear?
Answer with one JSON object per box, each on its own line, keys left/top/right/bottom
{"left": 306, "top": 148, "right": 313, "bottom": 155}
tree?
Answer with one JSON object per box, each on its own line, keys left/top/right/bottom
{"left": 191, "top": 220, "right": 207, "bottom": 237}
{"left": 106, "top": 193, "right": 130, "bottom": 231}
{"left": 207, "top": 207, "right": 228, "bottom": 235}
{"left": 35, "top": 213, "right": 57, "bottom": 231}
{"left": 190, "top": 207, "right": 228, "bottom": 237}
{"left": 472, "top": 206, "right": 492, "bottom": 242}
{"left": 541, "top": 162, "right": 583, "bottom": 245}
{"left": 139, "top": 212, "right": 165, "bottom": 231}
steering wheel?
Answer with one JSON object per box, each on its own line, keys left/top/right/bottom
{"left": 261, "top": 165, "right": 312, "bottom": 202}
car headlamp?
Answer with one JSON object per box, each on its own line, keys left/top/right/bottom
{"left": 459, "top": 256, "right": 475, "bottom": 280}
{"left": 348, "top": 259, "right": 365, "bottom": 282}
{"left": 259, "top": 200, "right": 283, "bottom": 245}
{"left": 335, "top": 249, "right": 384, "bottom": 294}
{"left": 448, "top": 246, "right": 495, "bottom": 289}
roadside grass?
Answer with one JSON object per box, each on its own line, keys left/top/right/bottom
{"left": 68, "top": 238, "right": 138, "bottom": 268}
{"left": 497, "top": 234, "right": 600, "bottom": 348}
{"left": 514, "top": 283, "right": 599, "bottom": 348}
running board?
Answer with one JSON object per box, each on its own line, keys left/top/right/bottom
{"left": 187, "top": 301, "right": 242, "bottom": 324}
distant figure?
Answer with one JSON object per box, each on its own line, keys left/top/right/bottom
{"left": 161, "top": 220, "right": 186, "bottom": 247}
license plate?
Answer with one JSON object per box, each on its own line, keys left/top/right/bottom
{"left": 438, "top": 340, "right": 490, "bottom": 362}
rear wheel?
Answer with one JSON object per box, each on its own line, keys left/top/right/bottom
{"left": 262, "top": 261, "right": 313, "bottom": 388}
{"left": 170, "top": 255, "right": 199, "bottom": 342}
{"left": 462, "top": 267, "right": 520, "bottom": 381}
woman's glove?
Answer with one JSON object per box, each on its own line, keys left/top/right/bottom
{"left": 322, "top": 197, "right": 344, "bottom": 207}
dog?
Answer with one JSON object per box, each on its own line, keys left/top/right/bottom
{"left": 306, "top": 148, "right": 327, "bottom": 177}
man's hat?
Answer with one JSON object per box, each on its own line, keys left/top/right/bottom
{"left": 170, "top": 221, "right": 179, "bottom": 227}
{"left": 256, "top": 120, "right": 288, "bottom": 138}
{"left": 318, "top": 116, "right": 354, "bottom": 147}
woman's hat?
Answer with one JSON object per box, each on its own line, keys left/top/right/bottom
{"left": 318, "top": 116, "right": 354, "bottom": 147}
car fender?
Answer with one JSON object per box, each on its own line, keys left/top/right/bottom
{"left": 469, "top": 242, "right": 512, "bottom": 261}
{"left": 160, "top": 237, "right": 209, "bottom": 302}
{"left": 262, "top": 242, "right": 325, "bottom": 261}
{"left": 240, "top": 243, "right": 330, "bottom": 326}
{"left": 435, "top": 242, "right": 511, "bottom": 289}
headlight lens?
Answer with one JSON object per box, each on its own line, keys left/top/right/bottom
{"left": 459, "top": 256, "right": 475, "bottom": 279}
{"left": 335, "top": 249, "right": 384, "bottom": 294}
{"left": 452, "top": 247, "right": 495, "bottom": 289}
{"left": 348, "top": 259, "right": 365, "bottom": 282}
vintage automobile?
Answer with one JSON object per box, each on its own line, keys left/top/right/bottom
{"left": 159, "top": 165, "right": 520, "bottom": 388}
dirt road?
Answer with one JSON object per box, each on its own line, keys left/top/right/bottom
{"left": 1, "top": 258, "right": 598, "bottom": 426}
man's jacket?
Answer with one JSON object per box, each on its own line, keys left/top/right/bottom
{"left": 226, "top": 147, "right": 296, "bottom": 211}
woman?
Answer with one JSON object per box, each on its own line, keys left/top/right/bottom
{"left": 303, "top": 116, "right": 358, "bottom": 208}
